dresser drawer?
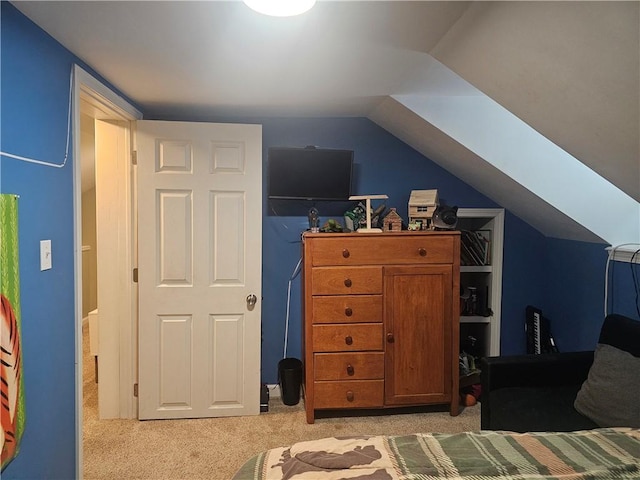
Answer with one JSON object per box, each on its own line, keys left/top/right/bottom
{"left": 312, "top": 295, "right": 382, "bottom": 324}
{"left": 312, "top": 323, "right": 383, "bottom": 352}
{"left": 310, "top": 235, "right": 455, "bottom": 266}
{"left": 311, "top": 266, "right": 382, "bottom": 295}
{"left": 314, "top": 380, "right": 384, "bottom": 409}
{"left": 314, "top": 352, "right": 384, "bottom": 380}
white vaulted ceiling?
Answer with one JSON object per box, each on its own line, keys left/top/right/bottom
{"left": 12, "top": 1, "right": 640, "bottom": 245}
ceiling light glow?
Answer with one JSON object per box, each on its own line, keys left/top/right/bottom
{"left": 243, "top": 0, "right": 316, "bottom": 17}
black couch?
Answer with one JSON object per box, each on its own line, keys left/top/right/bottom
{"left": 480, "top": 313, "right": 640, "bottom": 432}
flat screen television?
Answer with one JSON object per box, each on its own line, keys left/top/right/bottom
{"left": 267, "top": 146, "right": 354, "bottom": 201}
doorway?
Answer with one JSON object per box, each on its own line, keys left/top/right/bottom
{"left": 79, "top": 111, "right": 98, "bottom": 420}
{"left": 73, "top": 65, "right": 142, "bottom": 476}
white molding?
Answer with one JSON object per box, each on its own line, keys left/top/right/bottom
{"left": 74, "top": 65, "right": 142, "bottom": 121}
{"left": 73, "top": 64, "right": 141, "bottom": 479}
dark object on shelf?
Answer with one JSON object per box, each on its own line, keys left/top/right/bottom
{"left": 460, "top": 230, "right": 490, "bottom": 266}
{"left": 460, "top": 334, "right": 480, "bottom": 360}
{"left": 432, "top": 204, "right": 458, "bottom": 230}
{"left": 460, "top": 285, "right": 491, "bottom": 317}
{"left": 278, "top": 357, "right": 303, "bottom": 406}
{"left": 480, "top": 314, "right": 640, "bottom": 432}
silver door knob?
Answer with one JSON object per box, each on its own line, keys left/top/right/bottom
{"left": 246, "top": 294, "right": 257, "bottom": 307}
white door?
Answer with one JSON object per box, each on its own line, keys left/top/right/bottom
{"left": 137, "top": 120, "right": 262, "bottom": 420}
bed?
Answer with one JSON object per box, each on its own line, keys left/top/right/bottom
{"left": 232, "top": 428, "right": 640, "bottom": 479}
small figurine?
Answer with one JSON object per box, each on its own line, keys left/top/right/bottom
{"left": 320, "top": 219, "right": 343, "bottom": 233}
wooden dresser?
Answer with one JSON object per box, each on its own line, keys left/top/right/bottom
{"left": 302, "top": 231, "right": 460, "bottom": 423}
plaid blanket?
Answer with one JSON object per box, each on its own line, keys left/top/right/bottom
{"left": 232, "top": 428, "right": 640, "bottom": 479}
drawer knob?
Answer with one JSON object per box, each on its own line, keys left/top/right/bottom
{"left": 344, "top": 307, "right": 353, "bottom": 317}
{"left": 346, "top": 364, "right": 354, "bottom": 376}
{"left": 345, "top": 335, "right": 353, "bottom": 345}
{"left": 418, "top": 247, "right": 427, "bottom": 257}
{"left": 346, "top": 391, "right": 354, "bottom": 402}
{"left": 342, "top": 249, "right": 350, "bottom": 258}
{"left": 387, "top": 333, "right": 395, "bottom": 343}
{"left": 344, "top": 278, "right": 352, "bottom": 288}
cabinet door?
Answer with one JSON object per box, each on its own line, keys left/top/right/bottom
{"left": 384, "top": 265, "right": 453, "bottom": 406}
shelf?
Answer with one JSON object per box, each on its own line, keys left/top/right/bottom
{"left": 460, "top": 316, "right": 491, "bottom": 324}
{"left": 460, "top": 265, "right": 492, "bottom": 273}
{"left": 457, "top": 208, "right": 504, "bottom": 357}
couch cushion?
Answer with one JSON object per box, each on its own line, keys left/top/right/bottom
{"left": 489, "top": 385, "right": 598, "bottom": 432}
{"left": 574, "top": 343, "right": 640, "bottom": 428}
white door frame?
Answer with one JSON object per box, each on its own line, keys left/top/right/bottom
{"left": 73, "top": 65, "right": 142, "bottom": 476}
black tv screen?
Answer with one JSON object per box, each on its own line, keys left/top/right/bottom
{"left": 267, "top": 147, "right": 354, "bottom": 201}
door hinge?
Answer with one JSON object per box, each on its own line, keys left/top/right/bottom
{"left": 133, "top": 267, "right": 138, "bottom": 283}
{"left": 132, "top": 150, "right": 138, "bottom": 165}
{"left": 133, "top": 383, "right": 138, "bottom": 397}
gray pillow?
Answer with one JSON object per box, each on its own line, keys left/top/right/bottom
{"left": 574, "top": 343, "right": 640, "bottom": 428}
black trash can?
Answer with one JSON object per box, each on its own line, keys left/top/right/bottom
{"left": 278, "top": 357, "right": 302, "bottom": 406}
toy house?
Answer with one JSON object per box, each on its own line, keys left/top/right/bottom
{"left": 382, "top": 208, "right": 403, "bottom": 232}
{"left": 408, "top": 189, "right": 439, "bottom": 230}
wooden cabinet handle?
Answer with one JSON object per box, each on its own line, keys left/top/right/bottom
{"left": 344, "top": 278, "right": 352, "bottom": 288}
{"left": 345, "top": 335, "right": 353, "bottom": 345}
{"left": 346, "top": 364, "right": 354, "bottom": 376}
{"left": 387, "top": 333, "right": 395, "bottom": 343}
{"left": 418, "top": 247, "right": 427, "bottom": 256}
{"left": 346, "top": 391, "right": 354, "bottom": 402}
{"left": 344, "top": 307, "right": 353, "bottom": 317}
{"left": 342, "top": 249, "right": 350, "bottom": 258}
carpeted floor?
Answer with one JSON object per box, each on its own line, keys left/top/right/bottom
{"left": 82, "top": 325, "right": 480, "bottom": 479}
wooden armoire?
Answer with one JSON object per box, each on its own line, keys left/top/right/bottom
{"left": 302, "top": 231, "right": 460, "bottom": 423}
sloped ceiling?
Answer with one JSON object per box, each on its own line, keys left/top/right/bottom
{"left": 11, "top": 1, "right": 639, "bottom": 244}
{"left": 431, "top": 1, "right": 639, "bottom": 205}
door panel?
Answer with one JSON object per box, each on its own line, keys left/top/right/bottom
{"left": 384, "top": 265, "right": 453, "bottom": 406}
{"left": 157, "top": 190, "right": 192, "bottom": 285}
{"left": 210, "top": 191, "right": 245, "bottom": 284}
{"left": 137, "top": 120, "right": 262, "bottom": 420}
{"left": 158, "top": 315, "right": 193, "bottom": 409}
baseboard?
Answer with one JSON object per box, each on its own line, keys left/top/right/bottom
{"left": 267, "top": 383, "right": 281, "bottom": 398}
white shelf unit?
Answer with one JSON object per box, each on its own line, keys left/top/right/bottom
{"left": 457, "top": 208, "right": 504, "bottom": 358}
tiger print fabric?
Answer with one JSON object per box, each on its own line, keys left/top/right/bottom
{"left": 1, "top": 194, "right": 25, "bottom": 471}
{"left": 1, "top": 295, "right": 21, "bottom": 467}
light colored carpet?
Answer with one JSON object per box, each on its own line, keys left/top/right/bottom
{"left": 82, "top": 325, "right": 480, "bottom": 479}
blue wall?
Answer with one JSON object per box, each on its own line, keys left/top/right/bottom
{"left": 258, "top": 117, "right": 501, "bottom": 381}
{"left": 500, "top": 212, "right": 548, "bottom": 354}
{"left": 1, "top": 4, "right": 136, "bottom": 478}
{"left": 2, "top": 2, "right": 638, "bottom": 477}
{"left": 544, "top": 239, "right": 609, "bottom": 351}
{"left": 2, "top": 4, "right": 78, "bottom": 477}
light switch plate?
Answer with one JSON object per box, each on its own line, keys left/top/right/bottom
{"left": 40, "top": 240, "right": 52, "bottom": 271}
